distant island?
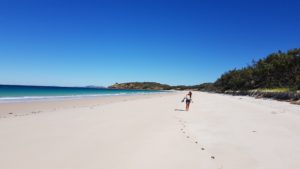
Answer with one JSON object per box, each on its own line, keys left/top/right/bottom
{"left": 108, "top": 82, "right": 209, "bottom": 90}
{"left": 109, "top": 82, "right": 172, "bottom": 90}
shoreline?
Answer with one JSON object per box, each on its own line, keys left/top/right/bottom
{"left": 0, "top": 84, "right": 169, "bottom": 103}
{"left": 0, "top": 91, "right": 177, "bottom": 119}
{"left": 0, "top": 91, "right": 170, "bottom": 103}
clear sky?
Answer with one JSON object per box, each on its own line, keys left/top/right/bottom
{"left": 0, "top": 0, "right": 299, "bottom": 87}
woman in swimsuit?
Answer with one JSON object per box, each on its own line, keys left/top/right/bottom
{"left": 183, "top": 91, "right": 192, "bottom": 111}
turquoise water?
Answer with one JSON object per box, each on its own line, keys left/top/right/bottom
{"left": 0, "top": 85, "right": 165, "bottom": 102}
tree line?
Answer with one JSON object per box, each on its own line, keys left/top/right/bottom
{"left": 212, "top": 48, "right": 300, "bottom": 91}
{"left": 109, "top": 48, "right": 300, "bottom": 92}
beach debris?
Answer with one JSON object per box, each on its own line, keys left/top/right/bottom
{"left": 252, "top": 130, "right": 257, "bottom": 133}
{"left": 195, "top": 141, "right": 198, "bottom": 144}
{"left": 211, "top": 156, "right": 215, "bottom": 159}
{"left": 8, "top": 112, "right": 13, "bottom": 114}
{"left": 201, "top": 148, "right": 205, "bottom": 150}
{"left": 186, "top": 136, "right": 190, "bottom": 138}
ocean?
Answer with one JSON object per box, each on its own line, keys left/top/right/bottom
{"left": 0, "top": 85, "right": 165, "bottom": 102}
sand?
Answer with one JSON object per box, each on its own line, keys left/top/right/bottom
{"left": 0, "top": 91, "right": 299, "bottom": 169}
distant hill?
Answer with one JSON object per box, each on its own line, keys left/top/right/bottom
{"left": 108, "top": 82, "right": 172, "bottom": 90}
{"left": 108, "top": 82, "right": 203, "bottom": 91}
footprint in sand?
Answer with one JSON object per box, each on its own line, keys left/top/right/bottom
{"left": 280, "top": 109, "right": 286, "bottom": 114}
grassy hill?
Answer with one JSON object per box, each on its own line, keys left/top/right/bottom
{"left": 108, "top": 82, "right": 172, "bottom": 90}
{"left": 108, "top": 82, "right": 202, "bottom": 91}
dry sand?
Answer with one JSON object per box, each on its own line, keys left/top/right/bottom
{"left": 0, "top": 91, "right": 299, "bottom": 169}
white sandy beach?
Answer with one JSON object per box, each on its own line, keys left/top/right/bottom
{"left": 0, "top": 91, "right": 299, "bottom": 169}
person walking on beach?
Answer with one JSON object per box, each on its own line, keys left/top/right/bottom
{"left": 182, "top": 91, "right": 192, "bottom": 111}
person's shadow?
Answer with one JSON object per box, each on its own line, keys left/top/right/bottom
{"left": 174, "top": 108, "right": 185, "bottom": 111}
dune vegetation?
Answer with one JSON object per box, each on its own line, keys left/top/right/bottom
{"left": 109, "top": 48, "right": 300, "bottom": 101}
{"left": 213, "top": 48, "right": 300, "bottom": 92}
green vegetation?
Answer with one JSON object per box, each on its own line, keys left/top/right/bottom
{"left": 196, "top": 48, "right": 300, "bottom": 101}
{"left": 109, "top": 82, "right": 172, "bottom": 90}
{"left": 108, "top": 48, "right": 300, "bottom": 101}
{"left": 250, "top": 88, "right": 291, "bottom": 93}
{"left": 109, "top": 82, "right": 202, "bottom": 90}
{"left": 170, "top": 84, "right": 201, "bottom": 90}
{"left": 214, "top": 48, "right": 300, "bottom": 92}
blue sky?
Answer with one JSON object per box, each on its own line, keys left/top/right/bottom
{"left": 0, "top": 0, "right": 299, "bottom": 87}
